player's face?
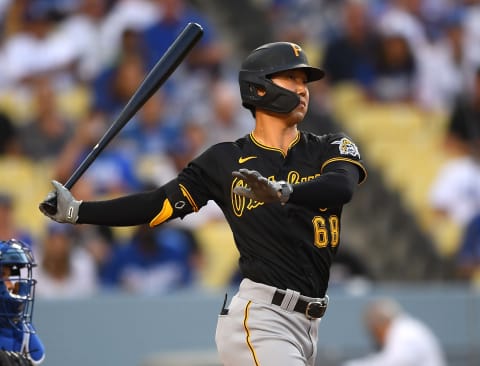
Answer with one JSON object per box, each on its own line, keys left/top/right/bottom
{"left": 1, "top": 266, "right": 14, "bottom": 293}
{"left": 270, "top": 69, "right": 309, "bottom": 123}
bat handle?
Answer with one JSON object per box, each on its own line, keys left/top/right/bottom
{"left": 39, "top": 195, "right": 58, "bottom": 216}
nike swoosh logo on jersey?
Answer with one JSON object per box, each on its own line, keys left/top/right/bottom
{"left": 238, "top": 156, "right": 258, "bottom": 164}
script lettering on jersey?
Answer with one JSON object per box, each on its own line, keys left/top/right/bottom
{"left": 232, "top": 171, "right": 320, "bottom": 217}
{"left": 231, "top": 178, "right": 264, "bottom": 217}
{"left": 287, "top": 171, "right": 321, "bottom": 184}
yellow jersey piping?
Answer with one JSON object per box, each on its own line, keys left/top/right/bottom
{"left": 179, "top": 183, "right": 199, "bottom": 212}
{"left": 249, "top": 132, "right": 300, "bottom": 157}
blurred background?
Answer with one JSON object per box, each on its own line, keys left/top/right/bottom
{"left": 0, "top": 0, "right": 479, "bottom": 365}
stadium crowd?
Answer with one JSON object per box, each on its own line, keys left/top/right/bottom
{"left": 0, "top": 0, "right": 480, "bottom": 298}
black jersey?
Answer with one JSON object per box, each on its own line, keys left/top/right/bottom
{"left": 174, "top": 130, "right": 366, "bottom": 297}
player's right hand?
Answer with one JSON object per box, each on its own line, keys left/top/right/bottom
{"left": 232, "top": 169, "right": 292, "bottom": 204}
{"left": 39, "top": 180, "right": 82, "bottom": 224}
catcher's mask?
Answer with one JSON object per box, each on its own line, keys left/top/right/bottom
{"left": 239, "top": 42, "right": 324, "bottom": 115}
{"left": 0, "top": 239, "right": 36, "bottom": 332}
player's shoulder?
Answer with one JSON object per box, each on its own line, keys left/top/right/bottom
{"left": 300, "top": 130, "right": 356, "bottom": 145}
{"left": 302, "top": 130, "right": 366, "bottom": 182}
{"left": 195, "top": 137, "right": 248, "bottom": 163}
{"left": 300, "top": 130, "right": 362, "bottom": 160}
{"left": 203, "top": 135, "right": 249, "bottom": 153}
{"left": 327, "top": 132, "right": 361, "bottom": 157}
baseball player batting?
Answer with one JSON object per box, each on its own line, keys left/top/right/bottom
{"left": 40, "top": 42, "right": 367, "bottom": 366}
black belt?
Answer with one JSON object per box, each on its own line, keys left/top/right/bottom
{"left": 271, "top": 291, "right": 328, "bottom": 319}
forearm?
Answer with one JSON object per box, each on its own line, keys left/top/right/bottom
{"left": 78, "top": 188, "right": 166, "bottom": 226}
{"left": 289, "top": 164, "right": 359, "bottom": 208}
{"left": 77, "top": 178, "right": 198, "bottom": 227}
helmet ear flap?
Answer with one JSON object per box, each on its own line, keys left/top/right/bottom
{"left": 248, "top": 83, "right": 262, "bottom": 96}
{"left": 239, "top": 71, "right": 300, "bottom": 114}
{"left": 239, "top": 73, "right": 262, "bottom": 106}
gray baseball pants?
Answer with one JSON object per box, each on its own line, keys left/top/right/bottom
{"left": 215, "top": 278, "right": 324, "bottom": 366}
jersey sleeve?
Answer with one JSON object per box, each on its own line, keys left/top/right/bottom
{"left": 321, "top": 133, "right": 367, "bottom": 184}
{"left": 162, "top": 144, "right": 225, "bottom": 214}
{"left": 150, "top": 144, "right": 229, "bottom": 227}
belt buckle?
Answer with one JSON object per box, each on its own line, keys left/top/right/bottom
{"left": 305, "top": 298, "right": 328, "bottom": 320}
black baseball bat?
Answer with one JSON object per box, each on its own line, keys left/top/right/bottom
{"left": 40, "top": 22, "right": 204, "bottom": 215}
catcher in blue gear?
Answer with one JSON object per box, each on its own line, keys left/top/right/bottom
{"left": 0, "top": 239, "right": 45, "bottom": 365}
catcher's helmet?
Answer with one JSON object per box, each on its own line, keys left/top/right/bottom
{"left": 239, "top": 42, "right": 324, "bottom": 115}
{"left": 0, "top": 239, "right": 36, "bottom": 332}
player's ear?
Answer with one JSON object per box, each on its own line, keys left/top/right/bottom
{"left": 256, "top": 86, "right": 266, "bottom": 97}
{"left": 13, "top": 282, "right": 20, "bottom": 295}
{"left": 249, "top": 84, "right": 266, "bottom": 97}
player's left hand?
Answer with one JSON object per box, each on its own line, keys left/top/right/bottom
{"left": 232, "top": 169, "right": 293, "bottom": 204}
{"left": 39, "top": 180, "right": 82, "bottom": 224}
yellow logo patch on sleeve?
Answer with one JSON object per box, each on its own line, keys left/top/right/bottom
{"left": 331, "top": 138, "right": 360, "bottom": 158}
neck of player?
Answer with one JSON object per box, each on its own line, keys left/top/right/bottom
{"left": 253, "top": 110, "right": 301, "bottom": 154}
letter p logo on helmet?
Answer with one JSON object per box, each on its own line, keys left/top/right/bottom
{"left": 290, "top": 43, "right": 302, "bottom": 57}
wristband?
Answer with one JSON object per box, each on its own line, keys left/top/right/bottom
{"left": 278, "top": 182, "right": 293, "bottom": 204}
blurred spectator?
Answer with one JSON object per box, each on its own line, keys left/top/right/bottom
{"left": 92, "top": 50, "right": 146, "bottom": 118}
{"left": 0, "top": 0, "right": 11, "bottom": 23}
{"left": 136, "top": 0, "right": 229, "bottom": 129}
{"left": 321, "top": 0, "right": 379, "bottom": 88}
{"left": 99, "top": 0, "right": 159, "bottom": 69}
{"left": 79, "top": 144, "right": 141, "bottom": 198}
{"left": 141, "top": 0, "right": 225, "bottom": 75}
{"left": 53, "top": 0, "right": 111, "bottom": 82}
{"left": 416, "top": 9, "right": 469, "bottom": 112}
{"left": 52, "top": 110, "right": 140, "bottom": 198}
{"left": 52, "top": 109, "right": 103, "bottom": 184}
{"left": 266, "top": 0, "right": 324, "bottom": 47}
{"left": 463, "top": 1, "right": 480, "bottom": 88}
{"left": 169, "top": 120, "right": 208, "bottom": 172}
{"left": 74, "top": 224, "right": 116, "bottom": 288}
{"left": 18, "top": 76, "right": 74, "bottom": 161}
{"left": 375, "top": 0, "right": 429, "bottom": 54}
{"left": 429, "top": 67, "right": 480, "bottom": 228}
{"left": 1, "top": 2, "right": 78, "bottom": 89}
{"left": 0, "top": 0, "right": 27, "bottom": 41}
{"left": 0, "top": 192, "right": 32, "bottom": 245}
{"left": 34, "top": 222, "right": 98, "bottom": 299}
{"left": 415, "top": 0, "right": 455, "bottom": 41}
{"left": 200, "top": 79, "right": 252, "bottom": 146}
{"left": 53, "top": 0, "right": 159, "bottom": 83}
{"left": 329, "top": 246, "right": 373, "bottom": 291}
{"left": 455, "top": 212, "right": 480, "bottom": 284}
{"left": 114, "top": 27, "right": 149, "bottom": 64}
{"left": 117, "top": 91, "right": 181, "bottom": 156}
{"left": 116, "top": 92, "right": 180, "bottom": 185}
{"left": 100, "top": 224, "right": 200, "bottom": 295}
{"left": 368, "top": 30, "right": 418, "bottom": 103}
{"left": 447, "top": 66, "right": 480, "bottom": 150}
{"left": 0, "top": 111, "right": 21, "bottom": 156}
{"left": 343, "top": 297, "right": 447, "bottom": 366}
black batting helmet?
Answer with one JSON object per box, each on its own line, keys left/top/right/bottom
{"left": 239, "top": 42, "right": 324, "bottom": 115}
